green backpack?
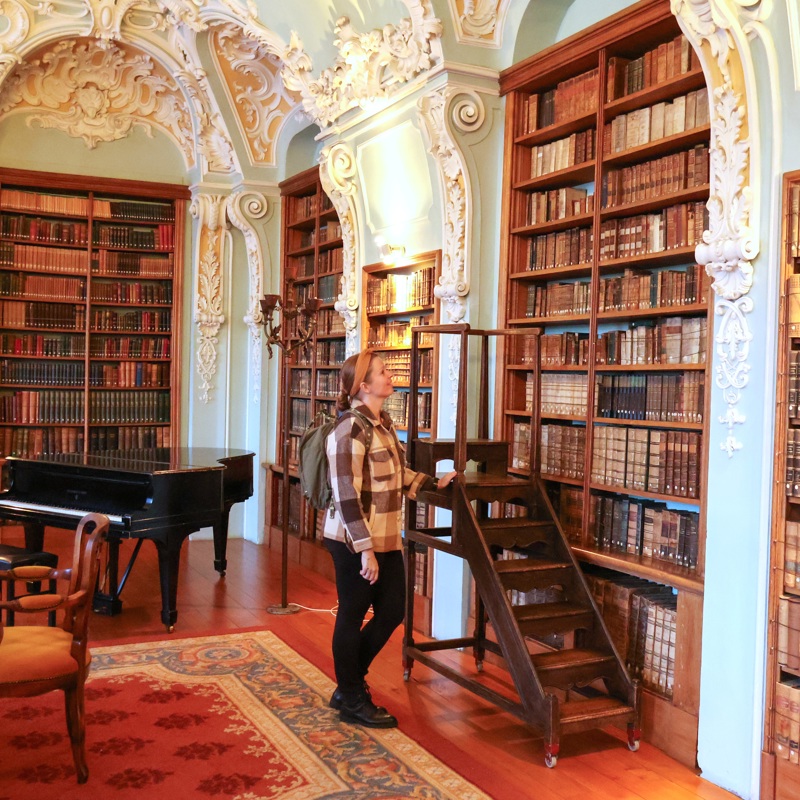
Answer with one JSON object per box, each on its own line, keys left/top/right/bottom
{"left": 298, "top": 408, "right": 373, "bottom": 512}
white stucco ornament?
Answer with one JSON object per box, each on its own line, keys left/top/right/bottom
{"left": 280, "top": 0, "right": 443, "bottom": 129}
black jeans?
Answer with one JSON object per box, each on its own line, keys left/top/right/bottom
{"left": 325, "top": 539, "right": 406, "bottom": 698}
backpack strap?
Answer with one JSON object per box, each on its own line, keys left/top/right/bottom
{"left": 346, "top": 407, "right": 374, "bottom": 454}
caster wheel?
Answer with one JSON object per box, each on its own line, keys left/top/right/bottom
{"left": 475, "top": 660, "right": 484, "bottom": 673}
{"left": 545, "top": 753, "right": 557, "bottom": 768}
{"left": 403, "top": 669, "right": 411, "bottom": 681}
{"left": 628, "top": 739, "right": 640, "bottom": 752}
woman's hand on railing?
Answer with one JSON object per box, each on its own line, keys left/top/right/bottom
{"left": 436, "top": 470, "right": 458, "bottom": 490}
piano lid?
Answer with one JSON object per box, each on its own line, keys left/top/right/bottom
{"left": 4, "top": 447, "right": 254, "bottom": 475}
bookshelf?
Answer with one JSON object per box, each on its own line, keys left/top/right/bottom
{"left": 763, "top": 171, "right": 800, "bottom": 800}
{"left": 266, "top": 167, "right": 346, "bottom": 579}
{"left": 497, "top": 0, "right": 710, "bottom": 766}
{"left": 0, "top": 168, "right": 187, "bottom": 458}
{"left": 362, "top": 250, "right": 441, "bottom": 634}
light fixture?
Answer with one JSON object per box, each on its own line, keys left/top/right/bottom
{"left": 375, "top": 235, "right": 405, "bottom": 266}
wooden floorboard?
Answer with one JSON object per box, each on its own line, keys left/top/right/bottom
{"left": 0, "top": 529, "right": 740, "bottom": 800}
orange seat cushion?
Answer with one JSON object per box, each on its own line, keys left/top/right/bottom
{"left": 0, "top": 627, "right": 88, "bottom": 686}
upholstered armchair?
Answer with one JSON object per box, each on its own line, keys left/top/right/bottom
{"left": 0, "top": 513, "right": 109, "bottom": 783}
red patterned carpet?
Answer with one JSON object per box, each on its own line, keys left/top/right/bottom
{"left": 0, "top": 630, "right": 492, "bottom": 799}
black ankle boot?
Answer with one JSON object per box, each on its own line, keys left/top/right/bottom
{"left": 339, "top": 694, "right": 398, "bottom": 728}
{"left": 329, "top": 682, "right": 383, "bottom": 712}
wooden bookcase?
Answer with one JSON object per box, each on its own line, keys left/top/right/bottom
{"left": 266, "top": 167, "right": 345, "bottom": 578}
{"left": 497, "top": 0, "right": 710, "bottom": 766}
{"left": 361, "top": 250, "right": 441, "bottom": 633}
{"left": 762, "top": 171, "right": 800, "bottom": 800}
{"left": 0, "top": 168, "right": 187, "bottom": 457}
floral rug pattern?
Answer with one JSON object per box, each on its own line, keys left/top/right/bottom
{"left": 0, "top": 630, "right": 491, "bottom": 800}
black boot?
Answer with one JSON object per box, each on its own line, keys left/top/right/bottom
{"left": 329, "top": 681, "right": 384, "bottom": 712}
{"left": 336, "top": 686, "right": 397, "bottom": 728}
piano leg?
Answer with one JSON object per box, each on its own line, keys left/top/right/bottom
{"left": 155, "top": 531, "right": 192, "bottom": 632}
{"left": 213, "top": 503, "right": 232, "bottom": 576}
{"left": 22, "top": 521, "right": 44, "bottom": 552}
{"left": 93, "top": 536, "right": 123, "bottom": 616}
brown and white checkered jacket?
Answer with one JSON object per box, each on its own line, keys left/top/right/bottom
{"left": 324, "top": 399, "right": 434, "bottom": 553}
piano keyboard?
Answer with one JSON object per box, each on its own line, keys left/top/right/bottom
{"left": 0, "top": 499, "right": 123, "bottom": 526}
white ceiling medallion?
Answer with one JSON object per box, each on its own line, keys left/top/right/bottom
{"left": 280, "top": 0, "right": 443, "bottom": 129}
{"left": 209, "top": 22, "right": 296, "bottom": 167}
{"left": 673, "top": 0, "right": 773, "bottom": 456}
{"left": 319, "top": 141, "right": 360, "bottom": 357}
{"left": 0, "top": 37, "right": 196, "bottom": 161}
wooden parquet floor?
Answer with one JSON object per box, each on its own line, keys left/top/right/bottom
{"left": 1, "top": 529, "right": 739, "bottom": 800}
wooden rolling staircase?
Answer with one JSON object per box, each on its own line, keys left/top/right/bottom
{"left": 402, "top": 324, "right": 640, "bottom": 767}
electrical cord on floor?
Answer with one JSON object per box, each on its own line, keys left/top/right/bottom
{"left": 291, "top": 602, "right": 340, "bottom": 616}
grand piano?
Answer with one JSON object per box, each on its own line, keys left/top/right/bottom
{"left": 0, "top": 447, "right": 254, "bottom": 630}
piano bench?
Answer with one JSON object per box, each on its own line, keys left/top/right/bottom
{"left": 0, "top": 544, "right": 58, "bottom": 626}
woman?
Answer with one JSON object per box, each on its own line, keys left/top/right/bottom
{"left": 324, "top": 349, "right": 455, "bottom": 728}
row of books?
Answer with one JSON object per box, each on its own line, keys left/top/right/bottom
{"left": 0, "top": 242, "right": 86, "bottom": 274}
{"left": 89, "top": 424, "right": 170, "bottom": 452}
{"left": 523, "top": 186, "right": 594, "bottom": 227}
{"left": 583, "top": 569, "right": 678, "bottom": 698}
{"left": 787, "top": 350, "right": 800, "bottom": 418}
{"left": 600, "top": 145, "right": 710, "bottom": 208}
{"left": 596, "top": 316, "right": 707, "bottom": 365}
{"left": 590, "top": 494, "right": 699, "bottom": 569}
{"left": 89, "top": 335, "right": 170, "bottom": 359}
{"left": 88, "top": 390, "right": 170, "bottom": 424}
{"left": 376, "top": 349, "right": 434, "bottom": 386}
{"left": 598, "top": 265, "right": 708, "bottom": 311}
{"left": 525, "top": 280, "right": 591, "bottom": 318}
{"left": 598, "top": 201, "right": 709, "bottom": 260}
{"left": 1, "top": 188, "right": 89, "bottom": 217}
{"left": 784, "top": 428, "right": 800, "bottom": 497}
{"left": 785, "top": 521, "right": 800, "bottom": 592}
{"left": 316, "top": 308, "right": 346, "bottom": 336}
{"left": 90, "top": 281, "right": 172, "bottom": 305}
{"left": 0, "top": 332, "right": 84, "bottom": 357}
{"left": 384, "top": 390, "right": 432, "bottom": 430}
{"left": 0, "top": 300, "right": 84, "bottom": 330}
{"left": 94, "top": 250, "right": 173, "bottom": 278}
{"left": 93, "top": 224, "right": 174, "bottom": 251}
{"left": 0, "top": 273, "right": 85, "bottom": 302}
{"left": 0, "top": 425, "right": 84, "bottom": 458}
{"left": 510, "top": 421, "right": 532, "bottom": 470}
{"left": 365, "top": 268, "right": 436, "bottom": 315}
{"left": 539, "top": 332, "right": 589, "bottom": 366}
{"left": 294, "top": 228, "right": 316, "bottom": 249}
{"left": 315, "top": 370, "right": 339, "bottom": 398}
{"left": 606, "top": 33, "right": 697, "bottom": 101}
{"left": 366, "top": 317, "right": 434, "bottom": 350}
{"left": 541, "top": 422, "right": 586, "bottom": 479}
{"left": 318, "top": 246, "right": 343, "bottom": 275}
{"left": 316, "top": 339, "right": 346, "bottom": 366}
{"left": 774, "top": 678, "right": 800, "bottom": 763}
{"left": 787, "top": 185, "right": 800, "bottom": 258}
{"left": 0, "top": 215, "right": 88, "bottom": 245}
{"left": 778, "top": 594, "right": 800, "bottom": 671}
{"left": 0, "top": 359, "right": 84, "bottom": 386}
{"left": 89, "top": 361, "right": 169, "bottom": 388}
{"left": 592, "top": 426, "right": 700, "bottom": 499}
{"left": 287, "top": 194, "right": 319, "bottom": 223}
{"left": 289, "top": 254, "right": 316, "bottom": 279}
{"left": 554, "top": 485, "right": 584, "bottom": 543}
{"left": 603, "top": 88, "right": 710, "bottom": 155}
{"left": 0, "top": 389, "right": 84, "bottom": 423}
{"left": 528, "top": 128, "right": 595, "bottom": 179}
{"left": 498, "top": 547, "right": 562, "bottom": 611}
{"left": 540, "top": 372, "right": 588, "bottom": 417}
{"left": 595, "top": 372, "right": 705, "bottom": 424}
{"left": 317, "top": 274, "right": 338, "bottom": 304}
{"left": 89, "top": 309, "right": 171, "bottom": 333}
{"left": 523, "top": 225, "right": 593, "bottom": 271}
{"left": 290, "top": 397, "right": 313, "bottom": 432}
{"left": 93, "top": 199, "right": 174, "bottom": 223}
{"left": 319, "top": 221, "right": 342, "bottom": 243}
{"left": 522, "top": 67, "right": 599, "bottom": 132}
{"left": 290, "top": 369, "right": 312, "bottom": 395}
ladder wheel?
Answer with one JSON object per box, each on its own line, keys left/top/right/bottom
{"left": 627, "top": 724, "right": 641, "bottom": 751}
{"left": 628, "top": 739, "right": 640, "bottom": 752}
{"left": 544, "top": 752, "right": 557, "bottom": 768}
{"left": 475, "top": 660, "right": 484, "bottom": 673}
{"left": 403, "top": 668, "right": 411, "bottom": 681}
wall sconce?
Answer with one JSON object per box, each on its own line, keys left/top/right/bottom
{"left": 375, "top": 235, "right": 405, "bottom": 266}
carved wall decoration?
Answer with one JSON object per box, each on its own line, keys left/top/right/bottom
{"left": 279, "top": 0, "right": 443, "bottom": 129}
{"left": 0, "top": 37, "right": 196, "bottom": 161}
{"left": 672, "top": 0, "right": 775, "bottom": 456}
{"left": 192, "top": 193, "right": 228, "bottom": 404}
{"left": 209, "top": 22, "right": 296, "bottom": 167}
{"left": 446, "top": 0, "right": 511, "bottom": 47}
{"left": 226, "top": 188, "right": 272, "bottom": 404}
{"left": 319, "top": 141, "right": 360, "bottom": 356}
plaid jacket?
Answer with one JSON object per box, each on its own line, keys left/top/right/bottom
{"left": 324, "top": 399, "right": 434, "bottom": 553}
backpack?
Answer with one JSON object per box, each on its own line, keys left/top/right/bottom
{"left": 298, "top": 408, "right": 373, "bottom": 512}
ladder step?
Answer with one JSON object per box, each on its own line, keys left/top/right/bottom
{"left": 513, "top": 601, "right": 594, "bottom": 637}
{"left": 558, "top": 696, "right": 635, "bottom": 730}
{"left": 494, "top": 558, "right": 573, "bottom": 591}
{"left": 480, "top": 518, "right": 558, "bottom": 549}
{"left": 531, "top": 648, "right": 616, "bottom": 689}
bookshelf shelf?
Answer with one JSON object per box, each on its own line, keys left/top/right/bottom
{"left": 498, "top": 1, "right": 710, "bottom": 767}
{"left": 0, "top": 167, "right": 186, "bottom": 457}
